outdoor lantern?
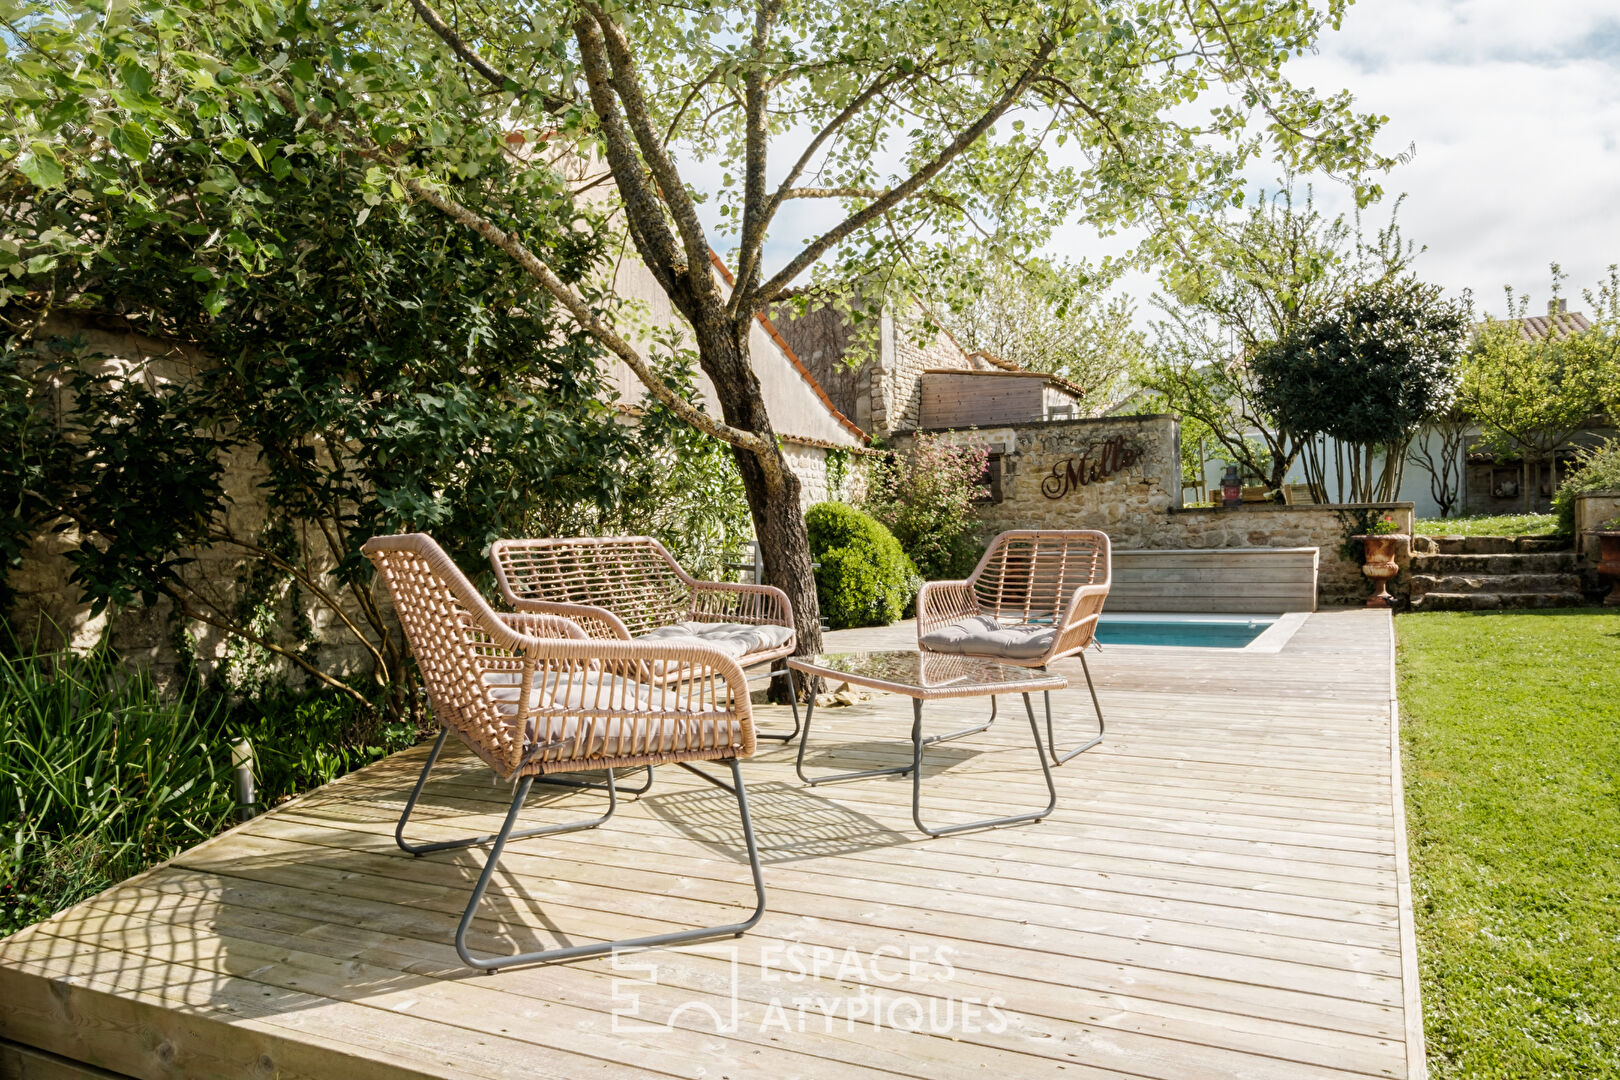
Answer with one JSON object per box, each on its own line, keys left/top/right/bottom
{"left": 231, "top": 738, "right": 257, "bottom": 821}
{"left": 1221, "top": 465, "right": 1242, "bottom": 507}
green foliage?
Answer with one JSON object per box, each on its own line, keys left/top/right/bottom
{"left": 0, "top": 113, "right": 748, "bottom": 709}
{"left": 1553, "top": 440, "right": 1620, "bottom": 534}
{"left": 1142, "top": 185, "right": 1415, "bottom": 489}
{"left": 863, "top": 434, "right": 988, "bottom": 582}
{"left": 1460, "top": 267, "right": 1620, "bottom": 512}
{"left": 1398, "top": 609, "right": 1620, "bottom": 1079}
{"left": 1413, "top": 513, "right": 1561, "bottom": 538}
{"left": 0, "top": 0, "right": 1395, "bottom": 311}
{"left": 1253, "top": 273, "right": 1467, "bottom": 502}
{"left": 805, "top": 503, "right": 915, "bottom": 630}
{"left": 0, "top": 642, "right": 234, "bottom": 934}
{"left": 0, "top": 635, "right": 422, "bottom": 936}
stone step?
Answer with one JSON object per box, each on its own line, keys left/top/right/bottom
{"left": 1408, "top": 591, "right": 1586, "bottom": 612}
{"left": 1408, "top": 573, "right": 1583, "bottom": 597}
{"left": 1411, "top": 535, "right": 1571, "bottom": 555}
{"left": 1409, "top": 552, "right": 1579, "bottom": 575}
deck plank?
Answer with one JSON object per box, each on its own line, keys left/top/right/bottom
{"left": 0, "top": 609, "right": 1420, "bottom": 1079}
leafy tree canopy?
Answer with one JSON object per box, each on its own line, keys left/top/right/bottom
{"left": 0, "top": 123, "right": 748, "bottom": 713}
{"left": 1253, "top": 272, "right": 1466, "bottom": 448}
{"left": 938, "top": 254, "right": 1144, "bottom": 412}
{"left": 1137, "top": 182, "right": 1412, "bottom": 489}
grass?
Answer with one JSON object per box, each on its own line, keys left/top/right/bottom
{"left": 1397, "top": 609, "right": 1620, "bottom": 1078}
{"left": 1413, "top": 513, "right": 1562, "bottom": 537}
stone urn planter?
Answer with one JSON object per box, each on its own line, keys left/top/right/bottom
{"left": 1592, "top": 530, "right": 1620, "bottom": 606}
{"left": 1353, "top": 533, "right": 1408, "bottom": 608}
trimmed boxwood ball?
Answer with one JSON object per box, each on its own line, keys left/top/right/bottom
{"left": 805, "top": 502, "right": 917, "bottom": 630}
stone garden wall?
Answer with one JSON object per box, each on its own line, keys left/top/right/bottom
{"left": 906, "top": 414, "right": 1413, "bottom": 608}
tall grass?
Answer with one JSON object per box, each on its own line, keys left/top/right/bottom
{"left": 0, "top": 639, "right": 421, "bottom": 938}
{"left": 0, "top": 646, "right": 235, "bottom": 936}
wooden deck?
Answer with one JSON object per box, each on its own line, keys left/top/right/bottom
{"left": 0, "top": 609, "right": 1422, "bottom": 1080}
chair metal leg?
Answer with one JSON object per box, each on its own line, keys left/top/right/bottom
{"left": 395, "top": 728, "right": 618, "bottom": 857}
{"left": 1044, "top": 652, "right": 1106, "bottom": 765}
{"left": 453, "top": 758, "right": 767, "bottom": 972}
{"left": 909, "top": 694, "right": 1057, "bottom": 837}
{"left": 795, "top": 681, "right": 914, "bottom": 786}
{"left": 535, "top": 764, "right": 654, "bottom": 796}
{"left": 752, "top": 666, "right": 802, "bottom": 743}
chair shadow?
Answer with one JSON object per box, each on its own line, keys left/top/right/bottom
{"left": 641, "top": 778, "right": 911, "bottom": 865}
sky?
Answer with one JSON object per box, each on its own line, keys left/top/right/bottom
{"left": 1266, "top": 0, "right": 1620, "bottom": 316}
{"left": 1037, "top": 0, "right": 1620, "bottom": 323}
{"left": 717, "top": 0, "right": 1620, "bottom": 326}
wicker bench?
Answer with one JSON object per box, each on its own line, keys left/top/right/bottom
{"left": 491, "top": 537, "right": 801, "bottom": 746}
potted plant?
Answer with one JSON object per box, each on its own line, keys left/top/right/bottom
{"left": 1591, "top": 515, "right": 1620, "bottom": 607}
{"left": 1353, "top": 514, "right": 1409, "bottom": 609}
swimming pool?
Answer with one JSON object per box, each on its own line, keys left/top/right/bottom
{"left": 1094, "top": 613, "right": 1278, "bottom": 649}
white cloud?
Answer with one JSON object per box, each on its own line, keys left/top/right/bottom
{"left": 1287, "top": 0, "right": 1620, "bottom": 312}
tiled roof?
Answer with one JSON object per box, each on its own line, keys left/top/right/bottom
{"left": 1515, "top": 311, "right": 1591, "bottom": 340}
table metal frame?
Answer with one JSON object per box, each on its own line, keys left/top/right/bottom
{"left": 786, "top": 656, "right": 1061, "bottom": 837}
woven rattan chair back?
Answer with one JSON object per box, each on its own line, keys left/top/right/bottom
{"left": 491, "top": 536, "right": 694, "bottom": 636}
{"left": 364, "top": 533, "right": 577, "bottom": 777}
{"left": 970, "top": 530, "right": 1108, "bottom": 625}
{"left": 362, "top": 531, "right": 769, "bottom": 973}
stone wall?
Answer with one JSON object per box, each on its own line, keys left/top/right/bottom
{"left": 781, "top": 441, "right": 874, "bottom": 509}
{"left": 881, "top": 307, "right": 975, "bottom": 435}
{"left": 903, "top": 414, "right": 1413, "bottom": 607}
{"left": 772, "top": 301, "right": 975, "bottom": 439}
{"left": 1159, "top": 505, "right": 1415, "bottom": 607}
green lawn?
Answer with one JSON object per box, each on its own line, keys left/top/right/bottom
{"left": 1413, "top": 513, "right": 1562, "bottom": 537}
{"left": 1397, "top": 609, "right": 1620, "bottom": 1078}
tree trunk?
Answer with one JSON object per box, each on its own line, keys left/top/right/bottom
{"left": 687, "top": 317, "right": 824, "bottom": 659}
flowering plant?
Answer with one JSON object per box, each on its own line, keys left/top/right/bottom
{"left": 1366, "top": 514, "right": 1402, "bottom": 536}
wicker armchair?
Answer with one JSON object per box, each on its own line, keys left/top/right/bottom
{"left": 363, "top": 533, "right": 765, "bottom": 972}
{"left": 491, "top": 536, "right": 801, "bottom": 742}
{"left": 916, "top": 530, "right": 1111, "bottom": 764}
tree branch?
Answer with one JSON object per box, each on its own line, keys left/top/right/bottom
{"left": 782, "top": 187, "right": 887, "bottom": 200}
{"left": 405, "top": 0, "right": 577, "bottom": 114}
{"left": 731, "top": 0, "right": 784, "bottom": 303}
{"left": 750, "top": 37, "right": 1058, "bottom": 309}
{"left": 584, "top": 3, "right": 718, "bottom": 304}
{"left": 404, "top": 177, "right": 770, "bottom": 454}
{"left": 572, "top": 14, "right": 687, "bottom": 298}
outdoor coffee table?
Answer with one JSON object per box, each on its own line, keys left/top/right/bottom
{"left": 785, "top": 650, "right": 1066, "bottom": 837}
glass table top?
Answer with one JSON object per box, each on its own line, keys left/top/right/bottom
{"left": 787, "top": 649, "right": 1067, "bottom": 698}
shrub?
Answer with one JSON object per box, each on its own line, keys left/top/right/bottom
{"left": 1553, "top": 440, "right": 1620, "bottom": 534}
{"left": 805, "top": 503, "right": 916, "bottom": 630}
{"left": 863, "top": 434, "right": 989, "bottom": 581}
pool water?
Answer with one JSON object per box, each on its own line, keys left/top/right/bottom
{"left": 1094, "top": 613, "right": 1276, "bottom": 649}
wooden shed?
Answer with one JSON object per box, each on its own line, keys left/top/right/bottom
{"left": 918, "top": 369, "right": 1085, "bottom": 429}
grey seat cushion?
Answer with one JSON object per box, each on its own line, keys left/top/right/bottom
{"left": 636, "top": 620, "right": 795, "bottom": 662}
{"left": 919, "top": 615, "right": 1055, "bottom": 661}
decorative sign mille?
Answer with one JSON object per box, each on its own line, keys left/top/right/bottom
{"left": 1040, "top": 437, "right": 1142, "bottom": 499}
